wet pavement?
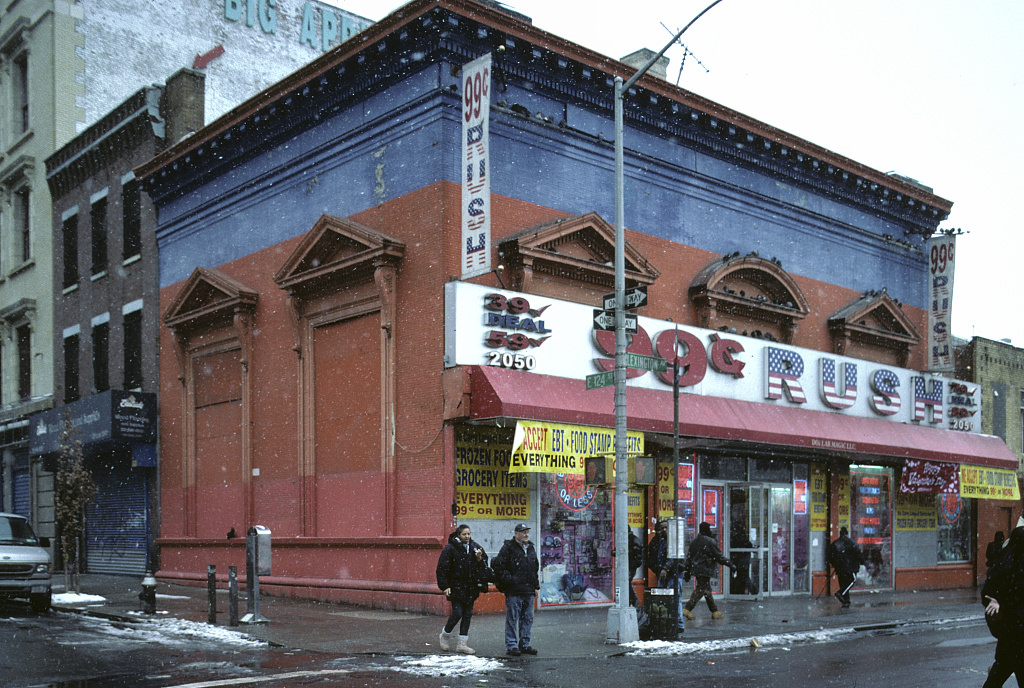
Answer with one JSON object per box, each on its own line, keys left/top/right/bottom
{"left": 52, "top": 575, "right": 984, "bottom": 658}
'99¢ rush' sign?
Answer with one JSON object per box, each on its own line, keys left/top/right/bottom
{"left": 483, "top": 292, "right": 552, "bottom": 371}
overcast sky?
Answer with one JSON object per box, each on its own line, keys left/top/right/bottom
{"left": 334, "top": 0, "right": 1024, "bottom": 348}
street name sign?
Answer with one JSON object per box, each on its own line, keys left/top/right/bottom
{"left": 626, "top": 352, "right": 668, "bottom": 373}
{"left": 585, "top": 370, "right": 615, "bottom": 390}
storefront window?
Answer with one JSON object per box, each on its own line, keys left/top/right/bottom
{"left": 538, "top": 473, "right": 613, "bottom": 606}
{"left": 936, "top": 494, "right": 972, "bottom": 562}
{"left": 849, "top": 465, "right": 893, "bottom": 588}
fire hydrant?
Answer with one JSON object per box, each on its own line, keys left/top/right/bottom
{"left": 139, "top": 571, "right": 157, "bottom": 614}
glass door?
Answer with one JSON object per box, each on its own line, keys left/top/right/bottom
{"left": 768, "top": 486, "right": 792, "bottom": 595}
{"left": 726, "top": 484, "right": 767, "bottom": 599}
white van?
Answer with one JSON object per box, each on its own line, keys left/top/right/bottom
{"left": 0, "top": 512, "right": 52, "bottom": 612}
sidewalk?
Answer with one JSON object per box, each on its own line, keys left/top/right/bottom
{"left": 52, "top": 575, "right": 984, "bottom": 658}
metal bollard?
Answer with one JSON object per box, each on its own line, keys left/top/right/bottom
{"left": 207, "top": 565, "right": 217, "bottom": 625}
{"left": 228, "top": 566, "right": 239, "bottom": 626}
{"left": 139, "top": 571, "right": 157, "bottom": 614}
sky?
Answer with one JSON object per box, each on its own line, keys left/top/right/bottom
{"left": 333, "top": 0, "right": 1024, "bottom": 347}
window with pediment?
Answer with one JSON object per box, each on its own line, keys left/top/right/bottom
{"left": 497, "top": 212, "right": 659, "bottom": 304}
{"left": 162, "top": 267, "right": 258, "bottom": 536}
{"left": 273, "top": 215, "right": 404, "bottom": 537}
{"left": 828, "top": 289, "right": 921, "bottom": 367}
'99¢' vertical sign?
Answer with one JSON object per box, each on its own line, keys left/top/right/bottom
{"left": 926, "top": 234, "right": 956, "bottom": 372}
{"left": 461, "top": 53, "right": 491, "bottom": 279}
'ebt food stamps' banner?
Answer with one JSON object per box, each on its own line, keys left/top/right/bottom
{"left": 510, "top": 420, "right": 643, "bottom": 474}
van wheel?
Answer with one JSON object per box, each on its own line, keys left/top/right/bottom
{"left": 30, "top": 591, "right": 51, "bottom": 613}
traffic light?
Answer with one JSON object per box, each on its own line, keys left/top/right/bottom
{"left": 630, "top": 456, "right": 656, "bottom": 486}
{"left": 584, "top": 456, "right": 610, "bottom": 485}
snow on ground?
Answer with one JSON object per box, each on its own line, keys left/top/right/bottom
{"left": 390, "top": 654, "right": 504, "bottom": 677}
{"left": 51, "top": 609, "right": 268, "bottom": 648}
{"left": 52, "top": 591, "right": 107, "bottom": 605}
{"left": 625, "top": 627, "right": 855, "bottom": 656}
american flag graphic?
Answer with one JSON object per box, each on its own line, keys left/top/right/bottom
{"left": 821, "top": 359, "right": 858, "bottom": 409}
{"left": 869, "top": 369, "right": 901, "bottom": 416}
{"left": 913, "top": 376, "right": 944, "bottom": 423}
{"left": 765, "top": 347, "right": 807, "bottom": 403}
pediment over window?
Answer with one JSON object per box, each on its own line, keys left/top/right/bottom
{"left": 273, "top": 214, "right": 405, "bottom": 299}
{"left": 163, "top": 266, "right": 258, "bottom": 332}
{"left": 497, "top": 212, "right": 659, "bottom": 293}
{"left": 828, "top": 289, "right": 921, "bottom": 366}
{"left": 688, "top": 252, "right": 809, "bottom": 343}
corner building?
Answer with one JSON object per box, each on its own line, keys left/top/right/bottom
{"left": 139, "top": 0, "right": 1017, "bottom": 612}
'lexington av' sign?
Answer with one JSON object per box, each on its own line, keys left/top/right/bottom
{"left": 443, "top": 282, "right": 980, "bottom": 433}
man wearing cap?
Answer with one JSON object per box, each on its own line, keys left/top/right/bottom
{"left": 491, "top": 522, "right": 540, "bottom": 656}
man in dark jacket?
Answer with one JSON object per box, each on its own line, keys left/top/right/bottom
{"left": 683, "top": 521, "right": 735, "bottom": 620}
{"left": 435, "top": 524, "right": 489, "bottom": 654}
{"left": 491, "top": 522, "right": 540, "bottom": 656}
{"left": 828, "top": 526, "right": 863, "bottom": 608}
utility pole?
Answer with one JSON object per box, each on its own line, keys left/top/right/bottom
{"left": 608, "top": 0, "right": 726, "bottom": 644}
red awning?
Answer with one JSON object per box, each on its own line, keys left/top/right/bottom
{"left": 469, "top": 366, "right": 1017, "bottom": 469}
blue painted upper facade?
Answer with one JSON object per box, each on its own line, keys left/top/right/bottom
{"left": 141, "top": 0, "right": 950, "bottom": 308}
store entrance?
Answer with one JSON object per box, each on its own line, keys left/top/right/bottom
{"left": 724, "top": 483, "right": 795, "bottom": 598}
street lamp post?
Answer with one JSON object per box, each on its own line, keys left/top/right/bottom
{"left": 608, "top": 0, "right": 726, "bottom": 644}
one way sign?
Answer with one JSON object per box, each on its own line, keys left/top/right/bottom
{"left": 593, "top": 309, "right": 638, "bottom": 334}
{"left": 602, "top": 285, "right": 648, "bottom": 311}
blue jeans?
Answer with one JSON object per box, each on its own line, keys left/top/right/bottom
{"left": 504, "top": 594, "right": 535, "bottom": 650}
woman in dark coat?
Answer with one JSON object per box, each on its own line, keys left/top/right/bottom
{"left": 435, "top": 524, "right": 489, "bottom": 654}
{"left": 982, "top": 526, "right": 1024, "bottom": 687}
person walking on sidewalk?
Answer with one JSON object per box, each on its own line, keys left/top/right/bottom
{"left": 828, "top": 526, "right": 862, "bottom": 608}
{"left": 435, "top": 524, "right": 489, "bottom": 654}
{"left": 491, "top": 522, "right": 540, "bottom": 657}
{"left": 682, "top": 521, "right": 735, "bottom": 620}
{"left": 981, "top": 526, "right": 1024, "bottom": 687}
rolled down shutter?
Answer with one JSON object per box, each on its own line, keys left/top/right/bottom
{"left": 85, "top": 462, "right": 148, "bottom": 575}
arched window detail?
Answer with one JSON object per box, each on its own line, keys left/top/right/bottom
{"left": 688, "top": 252, "right": 809, "bottom": 343}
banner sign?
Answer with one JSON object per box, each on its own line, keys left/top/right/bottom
{"left": 445, "top": 281, "right": 984, "bottom": 435}
{"left": 895, "top": 493, "right": 937, "bottom": 531}
{"left": 810, "top": 464, "right": 828, "bottom": 531}
{"left": 926, "top": 234, "right": 956, "bottom": 372}
{"left": 461, "top": 53, "right": 492, "bottom": 278}
{"left": 899, "top": 459, "right": 959, "bottom": 494}
{"left": 960, "top": 465, "right": 1020, "bottom": 500}
{"left": 455, "top": 427, "right": 529, "bottom": 519}
{"left": 510, "top": 420, "right": 643, "bottom": 474}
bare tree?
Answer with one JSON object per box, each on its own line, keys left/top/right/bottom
{"left": 54, "top": 410, "right": 97, "bottom": 594}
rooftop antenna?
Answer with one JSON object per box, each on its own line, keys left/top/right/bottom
{"left": 661, "top": 22, "right": 710, "bottom": 85}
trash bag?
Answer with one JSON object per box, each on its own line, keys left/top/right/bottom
{"left": 636, "top": 605, "right": 651, "bottom": 641}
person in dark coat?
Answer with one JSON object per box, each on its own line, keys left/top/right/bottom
{"left": 982, "top": 526, "right": 1024, "bottom": 687}
{"left": 491, "top": 522, "right": 540, "bottom": 656}
{"left": 828, "top": 526, "right": 863, "bottom": 608}
{"left": 628, "top": 530, "right": 644, "bottom": 606}
{"left": 647, "top": 519, "right": 685, "bottom": 632}
{"left": 683, "top": 521, "right": 735, "bottom": 620}
{"left": 986, "top": 531, "right": 1006, "bottom": 570}
{"left": 435, "top": 524, "right": 489, "bottom": 654}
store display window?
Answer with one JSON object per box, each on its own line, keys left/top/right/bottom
{"left": 850, "top": 465, "right": 894, "bottom": 588}
{"left": 537, "top": 473, "right": 614, "bottom": 606}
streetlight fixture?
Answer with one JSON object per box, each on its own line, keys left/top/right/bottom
{"left": 608, "top": 0, "right": 726, "bottom": 644}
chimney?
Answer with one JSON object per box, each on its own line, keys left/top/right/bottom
{"left": 620, "top": 49, "right": 669, "bottom": 81}
{"left": 162, "top": 68, "right": 206, "bottom": 148}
